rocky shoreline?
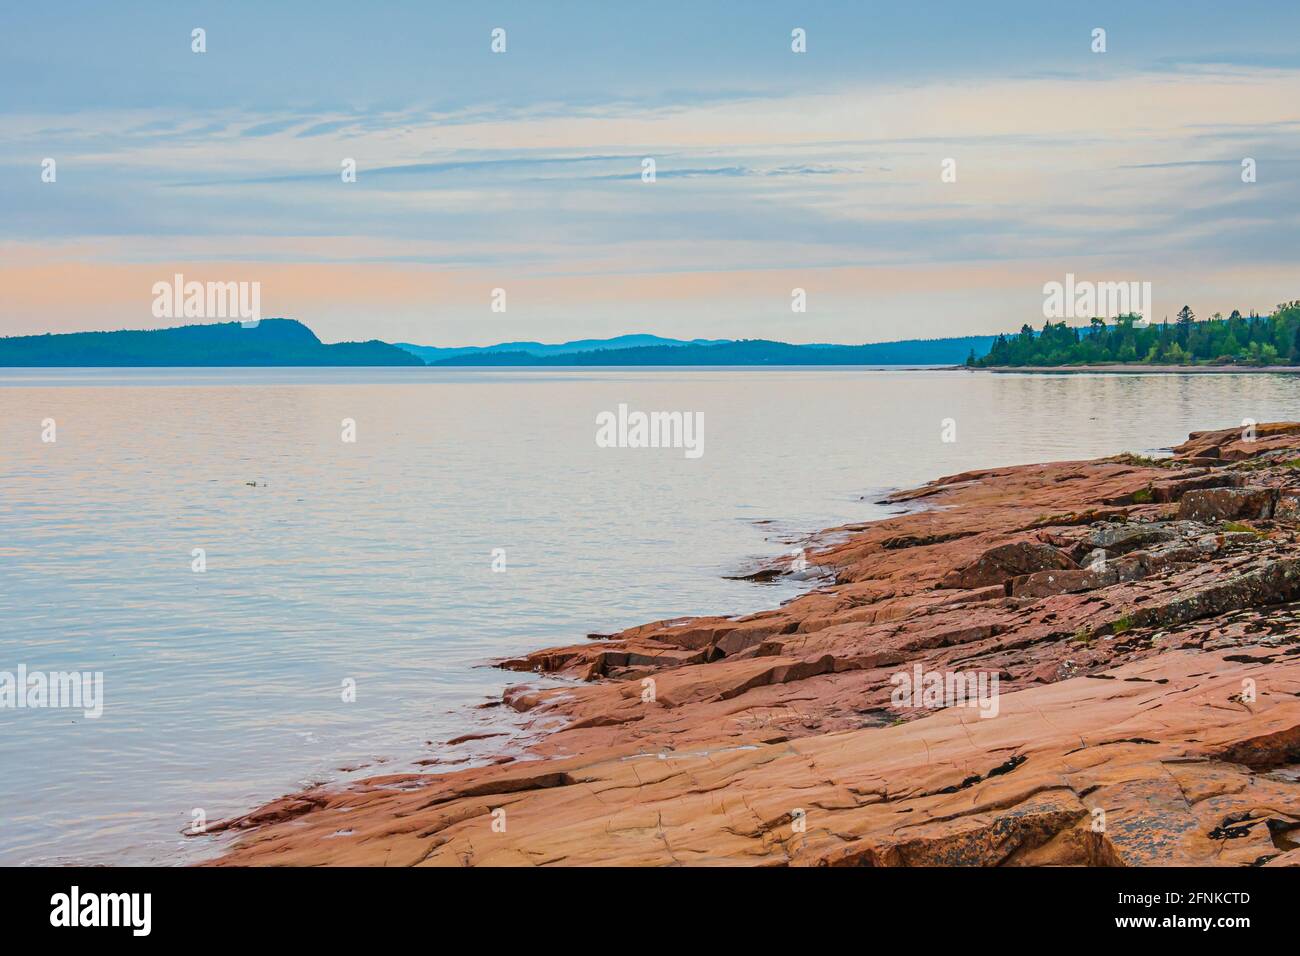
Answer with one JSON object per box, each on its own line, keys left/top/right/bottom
{"left": 205, "top": 423, "right": 1300, "bottom": 866}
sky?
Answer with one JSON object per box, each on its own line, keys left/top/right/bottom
{"left": 3, "top": 1, "right": 1300, "bottom": 346}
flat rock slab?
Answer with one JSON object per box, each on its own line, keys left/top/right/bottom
{"left": 207, "top": 650, "right": 1300, "bottom": 867}
{"left": 205, "top": 422, "right": 1300, "bottom": 867}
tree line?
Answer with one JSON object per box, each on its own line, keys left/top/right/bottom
{"left": 971, "top": 303, "right": 1300, "bottom": 367}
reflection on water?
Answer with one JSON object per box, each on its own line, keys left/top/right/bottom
{"left": 2, "top": 367, "right": 1298, "bottom": 865}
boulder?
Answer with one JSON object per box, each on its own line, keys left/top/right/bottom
{"left": 940, "top": 540, "right": 1077, "bottom": 589}
{"left": 1148, "top": 472, "right": 1235, "bottom": 503}
{"left": 1082, "top": 522, "right": 1177, "bottom": 556}
{"left": 1011, "top": 546, "right": 1199, "bottom": 598}
{"left": 1011, "top": 567, "right": 1113, "bottom": 598}
{"left": 1172, "top": 422, "right": 1300, "bottom": 461}
{"left": 1177, "top": 487, "right": 1277, "bottom": 522}
{"left": 1275, "top": 491, "right": 1300, "bottom": 525}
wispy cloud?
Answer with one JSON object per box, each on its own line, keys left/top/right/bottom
{"left": 4, "top": 1, "right": 1300, "bottom": 344}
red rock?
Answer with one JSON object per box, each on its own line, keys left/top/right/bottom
{"left": 1276, "top": 491, "right": 1300, "bottom": 525}
{"left": 1178, "top": 487, "right": 1277, "bottom": 521}
{"left": 1173, "top": 422, "right": 1300, "bottom": 461}
{"left": 203, "top": 424, "right": 1300, "bottom": 867}
{"left": 1011, "top": 567, "right": 1111, "bottom": 598}
{"left": 939, "top": 540, "right": 1078, "bottom": 589}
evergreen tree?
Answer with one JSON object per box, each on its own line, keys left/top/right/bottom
{"left": 1175, "top": 305, "right": 1195, "bottom": 346}
{"left": 973, "top": 303, "right": 1300, "bottom": 368}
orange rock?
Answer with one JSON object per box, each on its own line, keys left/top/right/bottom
{"left": 205, "top": 425, "right": 1300, "bottom": 867}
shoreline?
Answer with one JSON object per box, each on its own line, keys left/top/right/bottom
{"left": 977, "top": 364, "right": 1300, "bottom": 374}
{"left": 8, "top": 363, "right": 1300, "bottom": 377}
{"left": 203, "top": 422, "right": 1300, "bottom": 867}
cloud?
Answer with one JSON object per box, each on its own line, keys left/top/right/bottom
{"left": 295, "top": 120, "right": 358, "bottom": 138}
{"left": 6, "top": 56, "right": 1300, "bottom": 343}
{"left": 240, "top": 118, "right": 304, "bottom": 138}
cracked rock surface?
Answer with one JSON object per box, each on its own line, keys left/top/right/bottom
{"left": 207, "top": 423, "right": 1300, "bottom": 866}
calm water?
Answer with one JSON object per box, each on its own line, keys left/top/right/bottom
{"left": 2, "top": 367, "right": 1299, "bottom": 866}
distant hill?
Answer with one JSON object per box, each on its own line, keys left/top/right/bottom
{"left": 395, "top": 333, "right": 731, "bottom": 363}
{"left": 0, "top": 319, "right": 423, "bottom": 366}
{"left": 428, "top": 335, "right": 998, "bottom": 366}
{"left": 0, "top": 321, "right": 996, "bottom": 368}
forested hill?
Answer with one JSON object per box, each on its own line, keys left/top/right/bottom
{"left": 0, "top": 322, "right": 1002, "bottom": 368}
{"left": 0, "top": 319, "right": 423, "bottom": 366}
{"left": 974, "top": 304, "right": 1300, "bottom": 367}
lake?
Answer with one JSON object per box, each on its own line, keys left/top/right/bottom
{"left": 2, "top": 366, "right": 1299, "bottom": 865}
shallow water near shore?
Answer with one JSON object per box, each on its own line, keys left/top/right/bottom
{"left": 3, "top": 366, "right": 1300, "bottom": 865}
